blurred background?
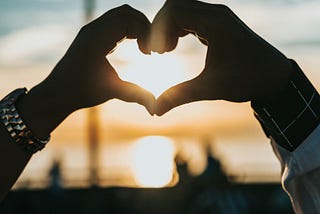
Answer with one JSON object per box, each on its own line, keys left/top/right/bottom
{"left": 1, "top": 0, "right": 320, "bottom": 213}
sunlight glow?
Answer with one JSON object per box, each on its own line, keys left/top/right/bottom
{"left": 108, "top": 40, "right": 192, "bottom": 98}
{"left": 132, "top": 136, "right": 175, "bottom": 188}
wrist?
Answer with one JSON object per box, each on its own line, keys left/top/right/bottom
{"left": 254, "top": 57, "right": 294, "bottom": 102}
{"left": 15, "top": 81, "right": 74, "bottom": 140}
{"left": 252, "top": 60, "right": 320, "bottom": 151}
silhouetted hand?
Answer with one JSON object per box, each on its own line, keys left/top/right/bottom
{"left": 16, "top": 5, "right": 155, "bottom": 140}
{"left": 42, "top": 4, "right": 155, "bottom": 114}
{"left": 149, "top": 0, "right": 293, "bottom": 116}
{"left": 0, "top": 5, "right": 158, "bottom": 200}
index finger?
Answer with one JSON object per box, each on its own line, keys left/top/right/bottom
{"left": 82, "top": 4, "right": 151, "bottom": 55}
{"left": 149, "top": 0, "right": 228, "bottom": 53}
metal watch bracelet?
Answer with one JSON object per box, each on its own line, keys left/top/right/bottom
{"left": 0, "top": 88, "right": 50, "bottom": 154}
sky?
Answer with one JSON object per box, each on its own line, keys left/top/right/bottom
{"left": 1, "top": 0, "right": 320, "bottom": 123}
{"left": 1, "top": 0, "right": 320, "bottom": 187}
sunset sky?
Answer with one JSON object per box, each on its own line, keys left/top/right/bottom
{"left": 1, "top": 0, "right": 320, "bottom": 188}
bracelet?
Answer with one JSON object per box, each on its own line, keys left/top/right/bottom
{"left": 252, "top": 60, "right": 320, "bottom": 151}
{"left": 0, "top": 88, "right": 50, "bottom": 154}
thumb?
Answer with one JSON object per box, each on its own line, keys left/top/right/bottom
{"left": 155, "top": 77, "right": 204, "bottom": 116}
{"left": 115, "top": 80, "right": 156, "bottom": 115}
{"left": 149, "top": 0, "right": 210, "bottom": 53}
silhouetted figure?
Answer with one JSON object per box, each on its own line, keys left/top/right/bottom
{"left": 49, "top": 160, "right": 63, "bottom": 196}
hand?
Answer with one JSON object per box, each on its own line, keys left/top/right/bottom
{"left": 148, "top": 0, "right": 293, "bottom": 116}
{"left": 45, "top": 4, "right": 155, "bottom": 112}
{"left": 16, "top": 5, "right": 155, "bottom": 138}
{"left": 0, "top": 5, "right": 156, "bottom": 200}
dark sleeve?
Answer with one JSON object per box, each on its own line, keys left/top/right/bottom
{"left": 251, "top": 60, "right": 320, "bottom": 151}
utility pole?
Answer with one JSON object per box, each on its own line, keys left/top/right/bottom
{"left": 84, "top": 0, "right": 95, "bottom": 22}
{"left": 84, "top": 0, "right": 99, "bottom": 187}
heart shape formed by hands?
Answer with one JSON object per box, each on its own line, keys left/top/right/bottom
{"left": 100, "top": 1, "right": 290, "bottom": 117}
{"left": 108, "top": 37, "right": 206, "bottom": 99}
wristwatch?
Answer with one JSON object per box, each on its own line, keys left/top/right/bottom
{"left": 0, "top": 88, "right": 50, "bottom": 154}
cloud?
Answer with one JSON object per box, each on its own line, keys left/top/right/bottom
{"left": 0, "top": 24, "right": 74, "bottom": 68}
{"left": 230, "top": 0, "right": 320, "bottom": 47}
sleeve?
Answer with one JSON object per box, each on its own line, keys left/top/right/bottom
{"left": 271, "top": 125, "right": 320, "bottom": 213}
{"left": 251, "top": 60, "right": 320, "bottom": 213}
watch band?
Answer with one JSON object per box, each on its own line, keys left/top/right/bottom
{"left": 252, "top": 60, "right": 320, "bottom": 151}
{"left": 0, "top": 88, "right": 50, "bottom": 154}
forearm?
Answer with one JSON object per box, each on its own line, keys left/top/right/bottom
{"left": 0, "top": 80, "right": 72, "bottom": 201}
{"left": 0, "top": 122, "right": 31, "bottom": 201}
{"left": 252, "top": 60, "right": 320, "bottom": 212}
{"left": 15, "top": 81, "right": 73, "bottom": 139}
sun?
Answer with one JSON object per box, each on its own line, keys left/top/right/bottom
{"left": 131, "top": 136, "right": 175, "bottom": 188}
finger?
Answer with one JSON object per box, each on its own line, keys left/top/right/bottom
{"left": 86, "top": 4, "right": 151, "bottom": 55}
{"left": 148, "top": 1, "right": 180, "bottom": 53}
{"left": 115, "top": 80, "right": 156, "bottom": 115}
{"left": 149, "top": 0, "right": 207, "bottom": 53}
{"left": 188, "top": 30, "right": 209, "bottom": 46}
{"left": 155, "top": 77, "right": 205, "bottom": 116}
{"left": 149, "top": 0, "right": 229, "bottom": 53}
{"left": 137, "top": 27, "right": 152, "bottom": 55}
{"left": 170, "top": 1, "right": 229, "bottom": 38}
{"left": 118, "top": 6, "right": 152, "bottom": 55}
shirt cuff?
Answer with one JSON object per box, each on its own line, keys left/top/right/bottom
{"left": 252, "top": 59, "right": 320, "bottom": 151}
{"left": 271, "top": 124, "right": 320, "bottom": 177}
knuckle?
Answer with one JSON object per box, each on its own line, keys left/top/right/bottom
{"left": 76, "top": 24, "right": 95, "bottom": 51}
{"left": 79, "top": 25, "right": 88, "bottom": 34}
{"left": 215, "top": 4, "right": 231, "bottom": 12}
{"left": 119, "top": 4, "right": 133, "bottom": 12}
{"left": 79, "top": 23, "right": 93, "bottom": 35}
{"left": 217, "top": 4, "right": 234, "bottom": 18}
